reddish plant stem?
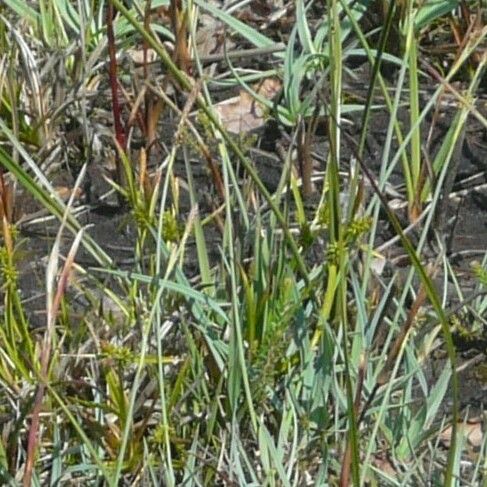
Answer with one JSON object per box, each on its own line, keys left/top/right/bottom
{"left": 0, "top": 172, "right": 13, "bottom": 255}
{"left": 107, "top": 1, "right": 126, "bottom": 151}
{"left": 24, "top": 230, "right": 82, "bottom": 486}
{"left": 24, "top": 385, "right": 44, "bottom": 487}
{"left": 143, "top": 0, "right": 151, "bottom": 140}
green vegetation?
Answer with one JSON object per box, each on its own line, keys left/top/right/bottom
{"left": 0, "top": 0, "right": 486, "bottom": 485}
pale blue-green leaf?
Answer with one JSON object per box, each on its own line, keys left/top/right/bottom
{"left": 54, "top": 0, "right": 81, "bottom": 34}
{"left": 194, "top": 0, "right": 276, "bottom": 48}
{"left": 92, "top": 268, "right": 228, "bottom": 322}
{"left": 2, "top": 0, "right": 39, "bottom": 24}
{"left": 296, "top": 0, "right": 315, "bottom": 54}
{"left": 259, "top": 423, "right": 291, "bottom": 487}
{"left": 425, "top": 364, "right": 452, "bottom": 426}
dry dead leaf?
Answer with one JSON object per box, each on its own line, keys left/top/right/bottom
{"left": 370, "top": 253, "right": 387, "bottom": 276}
{"left": 195, "top": 19, "right": 229, "bottom": 59}
{"left": 126, "top": 47, "right": 158, "bottom": 65}
{"left": 213, "top": 78, "right": 281, "bottom": 134}
{"left": 372, "top": 453, "right": 397, "bottom": 477}
{"left": 440, "top": 419, "right": 484, "bottom": 448}
{"left": 54, "top": 186, "right": 84, "bottom": 202}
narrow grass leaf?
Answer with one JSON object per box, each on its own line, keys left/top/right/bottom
{"left": 92, "top": 268, "right": 228, "bottom": 322}
{"left": 194, "top": 0, "right": 276, "bottom": 49}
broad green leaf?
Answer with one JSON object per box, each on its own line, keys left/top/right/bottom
{"left": 415, "top": 0, "right": 459, "bottom": 31}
